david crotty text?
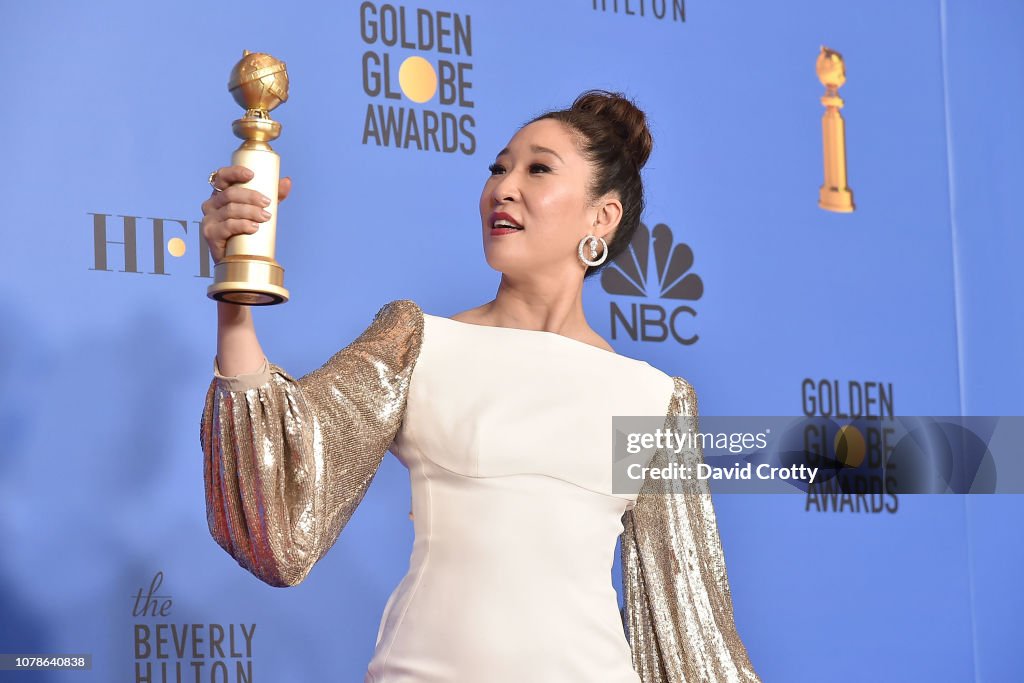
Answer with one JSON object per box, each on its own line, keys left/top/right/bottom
{"left": 627, "top": 462, "right": 819, "bottom": 484}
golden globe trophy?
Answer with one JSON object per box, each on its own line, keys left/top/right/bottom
{"left": 207, "top": 50, "right": 291, "bottom": 305}
{"left": 816, "top": 45, "right": 855, "bottom": 213}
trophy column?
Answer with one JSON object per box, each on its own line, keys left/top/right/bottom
{"left": 207, "top": 50, "right": 291, "bottom": 306}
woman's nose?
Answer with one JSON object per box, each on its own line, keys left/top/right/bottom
{"left": 491, "top": 172, "right": 519, "bottom": 203}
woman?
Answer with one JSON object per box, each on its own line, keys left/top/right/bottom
{"left": 200, "top": 90, "right": 760, "bottom": 683}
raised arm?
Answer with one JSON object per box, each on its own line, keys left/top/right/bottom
{"left": 621, "top": 377, "right": 761, "bottom": 682}
{"left": 199, "top": 299, "right": 424, "bottom": 587}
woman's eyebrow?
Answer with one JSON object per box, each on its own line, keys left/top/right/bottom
{"left": 495, "top": 145, "right": 564, "bottom": 163}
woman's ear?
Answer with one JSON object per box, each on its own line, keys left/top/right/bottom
{"left": 593, "top": 194, "right": 623, "bottom": 242}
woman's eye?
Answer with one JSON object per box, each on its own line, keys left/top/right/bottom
{"left": 487, "top": 162, "right": 549, "bottom": 175}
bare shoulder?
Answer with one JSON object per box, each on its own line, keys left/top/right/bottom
{"left": 584, "top": 331, "right": 616, "bottom": 353}
{"left": 449, "top": 304, "right": 490, "bottom": 324}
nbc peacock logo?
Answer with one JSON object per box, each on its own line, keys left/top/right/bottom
{"left": 600, "top": 221, "right": 703, "bottom": 345}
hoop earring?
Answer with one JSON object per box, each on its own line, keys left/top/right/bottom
{"left": 577, "top": 234, "right": 608, "bottom": 267}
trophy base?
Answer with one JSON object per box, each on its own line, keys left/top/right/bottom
{"left": 207, "top": 255, "right": 289, "bottom": 306}
{"left": 818, "top": 186, "right": 855, "bottom": 213}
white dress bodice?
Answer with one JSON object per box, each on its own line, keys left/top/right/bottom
{"left": 365, "top": 313, "right": 674, "bottom": 682}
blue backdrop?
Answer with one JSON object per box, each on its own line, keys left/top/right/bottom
{"left": 2, "top": 1, "right": 1022, "bottom": 681}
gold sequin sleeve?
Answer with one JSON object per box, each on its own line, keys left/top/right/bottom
{"left": 199, "top": 299, "right": 424, "bottom": 588}
{"left": 621, "top": 376, "right": 761, "bottom": 682}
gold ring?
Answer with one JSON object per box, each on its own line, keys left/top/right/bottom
{"left": 208, "top": 170, "right": 223, "bottom": 192}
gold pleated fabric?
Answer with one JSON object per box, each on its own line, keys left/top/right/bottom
{"left": 621, "top": 377, "right": 762, "bottom": 682}
{"left": 199, "top": 299, "right": 424, "bottom": 587}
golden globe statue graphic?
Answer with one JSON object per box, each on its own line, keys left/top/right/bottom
{"left": 816, "top": 45, "right": 855, "bottom": 213}
{"left": 207, "top": 50, "right": 291, "bottom": 305}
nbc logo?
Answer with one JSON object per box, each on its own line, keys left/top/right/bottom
{"left": 601, "top": 222, "right": 703, "bottom": 345}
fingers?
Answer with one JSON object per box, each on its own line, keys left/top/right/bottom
{"left": 207, "top": 184, "right": 271, "bottom": 211}
{"left": 213, "top": 200, "right": 272, "bottom": 226}
{"left": 201, "top": 211, "right": 264, "bottom": 261}
{"left": 210, "top": 164, "right": 254, "bottom": 192}
{"left": 278, "top": 176, "right": 292, "bottom": 202}
{"left": 202, "top": 165, "right": 275, "bottom": 263}
{"left": 223, "top": 217, "right": 262, "bottom": 235}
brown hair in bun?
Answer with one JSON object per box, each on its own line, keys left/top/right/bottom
{"left": 527, "top": 89, "right": 653, "bottom": 279}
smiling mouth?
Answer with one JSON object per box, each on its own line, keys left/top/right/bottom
{"left": 494, "top": 219, "right": 522, "bottom": 229}
{"left": 491, "top": 219, "right": 523, "bottom": 232}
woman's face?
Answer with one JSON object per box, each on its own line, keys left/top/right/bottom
{"left": 479, "top": 118, "right": 605, "bottom": 279}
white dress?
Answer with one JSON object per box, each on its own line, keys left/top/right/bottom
{"left": 363, "top": 313, "right": 671, "bottom": 682}
{"left": 200, "top": 299, "right": 761, "bottom": 683}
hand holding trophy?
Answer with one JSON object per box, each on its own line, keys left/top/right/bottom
{"left": 205, "top": 50, "right": 291, "bottom": 305}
